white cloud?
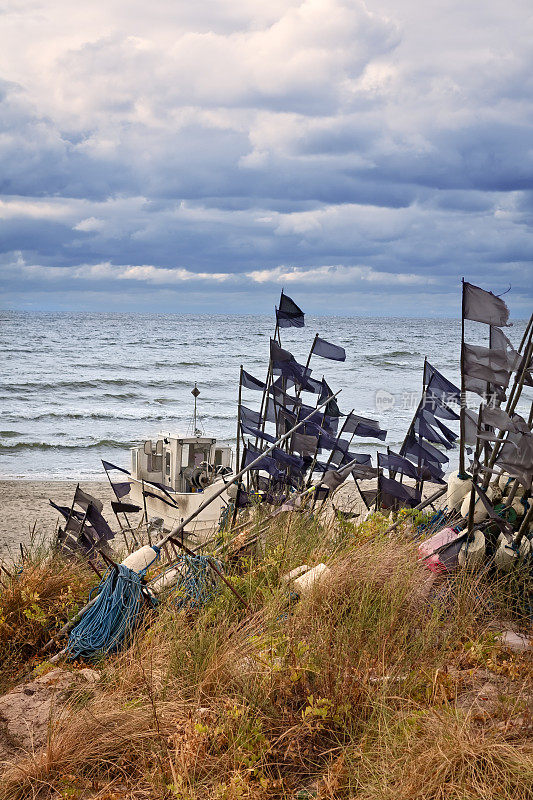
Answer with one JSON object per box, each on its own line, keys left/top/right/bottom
{"left": 0, "top": 0, "right": 531, "bottom": 313}
{"left": 246, "top": 263, "right": 432, "bottom": 285}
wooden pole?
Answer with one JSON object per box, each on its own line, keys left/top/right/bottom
{"left": 294, "top": 333, "right": 318, "bottom": 399}
{"left": 481, "top": 334, "right": 533, "bottom": 488}
{"left": 459, "top": 277, "right": 468, "bottom": 477}
{"left": 102, "top": 463, "right": 131, "bottom": 530}
{"left": 235, "top": 365, "right": 243, "bottom": 481}
{"left": 466, "top": 404, "right": 484, "bottom": 539}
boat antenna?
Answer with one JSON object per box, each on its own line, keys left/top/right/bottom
{"left": 191, "top": 383, "right": 203, "bottom": 436}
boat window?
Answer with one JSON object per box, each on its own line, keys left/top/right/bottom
{"left": 165, "top": 451, "right": 171, "bottom": 475}
{"left": 214, "top": 449, "right": 222, "bottom": 466}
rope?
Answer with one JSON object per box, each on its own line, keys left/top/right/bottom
{"left": 67, "top": 564, "right": 156, "bottom": 661}
{"left": 168, "top": 554, "right": 218, "bottom": 609}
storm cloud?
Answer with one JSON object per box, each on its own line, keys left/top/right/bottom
{"left": 1, "top": 0, "right": 531, "bottom": 315}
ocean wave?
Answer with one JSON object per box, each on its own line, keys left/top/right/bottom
{"left": 0, "top": 377, "right": 214, "bottom": 392}
{"left": 4, "top": 409, "right": 237, "bottom": 422}
{"left": 0, "top": 430, "right": 24, "bottom": 438}
{"left": 0, "top": 439, "right": 130, "bottom": 452}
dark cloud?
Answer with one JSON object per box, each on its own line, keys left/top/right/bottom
{"left": 0, "top": 0, "right": 531, "bottom": 315}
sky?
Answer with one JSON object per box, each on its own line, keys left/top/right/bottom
{"left": 0, "top": 0, "right": 532, "bottom": 317}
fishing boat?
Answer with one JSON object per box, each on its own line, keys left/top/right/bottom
{"left": 126, "top": 385, "right": 233, "bottom": 541}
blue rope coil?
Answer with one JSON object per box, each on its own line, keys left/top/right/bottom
{"left": 67, "top": 564, "right": 156, "bottom": 661}
{"left": 169, "top": 554, "right": 218, "bottom": 609}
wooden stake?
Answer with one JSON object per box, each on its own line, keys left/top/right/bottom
{"left": 459, "top": 278, "right": 468, "bottom": 477}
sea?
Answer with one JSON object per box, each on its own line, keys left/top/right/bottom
{"left": 0, "top": 312, "right": 529, "bottom": 480}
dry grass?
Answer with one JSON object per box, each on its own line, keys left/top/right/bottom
{"left": 0, "top": 549, "right": 94, "bottom": 691}
{"left": 0, "top": 511, "right": 531, "bottom": 799}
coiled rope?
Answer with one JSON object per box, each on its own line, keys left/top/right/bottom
{"left": 66, "top": 564, "right": 157, "bottom": 661}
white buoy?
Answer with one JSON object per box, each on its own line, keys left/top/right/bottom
{"left": 511, "top": 497, "right": 527, "bottom": 518}
{"left": 281, "top": 565, "right": 310, "bottom": 586}
{"left": 498, "top": 472, "right": 512, "bottom": 493}
{"left": 292, "top": 564, "right": 331, "bottom": 598}
{"left": 150, "top": 566, "right": 183, "bottom": 594}
{"left": 446, "top": 472, "right": 472, "bottom": 511}
{"left": 121, "top": 545, "right": 160, "bottom": 574}
{"left": 460, "top": 485, "right": 494, "bottom": 524}
{"left": 458, "top": 530, "right": 486, "bottom": 568}
{"left": 494, "top": 533, "right": 531, "bottom": 572}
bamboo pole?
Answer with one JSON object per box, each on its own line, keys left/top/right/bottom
{"left": 459, "top": 277, "right": 468, "bottom": 477}
{"left": 466, "top": 404, "right": 484, "bottom": 540}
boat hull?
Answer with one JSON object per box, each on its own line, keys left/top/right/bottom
{"left": 128, "top": 479, "right": 230, "bottom": 546}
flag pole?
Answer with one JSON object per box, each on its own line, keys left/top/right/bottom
{"left": 459, "top": 277, "right": 468, "bottom": 477}
{"left": 295, "top": 333, "right": 318, "bottom": 399}
{"left": 465, "top": 404, "right": 484, "bottom": 540}
{"left": 63, "top": 483, "right": 79, "bottom": 542}
{"left": 235, "top": 365, "right": 243, "bottom": 480}
{"left": 415, "top": 356, "right": 428, "bottom": 495}
{"left": 481, "top": 331, "right": 533, "bottom": 489}
{"left": 156, "top": 390, "right": 341, "bottom": 549}
{"left": 233, "top": 365, "right": 244, "bottom": 521}
{"left": 102, "top": 462, "right": 130, "bottom": 531}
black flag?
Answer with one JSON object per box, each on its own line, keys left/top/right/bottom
{"left": 241, "top": 370, "right": 266, "bottom": 391}
{"left": 276, "top": 291, "right": 305, "bottom": 328}
{"left": 313, "top": 336, "right": 346, "bottom": 362}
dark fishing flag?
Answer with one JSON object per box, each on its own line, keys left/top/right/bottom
{"left": 463, "top": 282, "right": 510, "bottom": 327}
{"left": 243, "top": 444, "right": 284, "bottom": 479}
{"left": 240, "top": 405, "right": 262, "bottom": 429}
{"left": 377, "top": 451, "right": 432, "bottom": 482}
{"left": 313, "top": 337, "right": 346, "bottom": 362}
{"left": 378, "top": 474, "right": 421, "bottom": 509}
{"left": 241, "top": 370, "right": 266, "bottom": 391}
{"left": 343, "top": 412, "right": 387, "bottom": 441}
{"left": 111, "top": 501, "right": 141, "bottom": 515}
{"left": 424, "top": 363, "right": 460, "bottom": 403}
{"left": 276, "top": 291, "right": 305, "bottom": 328}
{"left": 422, "top": 389, "right": 460, "bottom": 420}
{"left": 102, "top": 460, "right": 131, "bottom": 499}
{"left": 463, "top": 343, "right": 512, "bottom": 387}
{"left": 241, "top": 422, "right": 278, "bottom": 444}
{"left": 291, "top": 432, "right": 319, "bottom": 457}
{"left": 319, "top": 379, "right": 342, "bottom": 418}
{"left": 414, "top": 411, "right": 454, "bottom": 450}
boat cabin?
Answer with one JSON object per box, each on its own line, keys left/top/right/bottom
{"left": 131, "top": 435, "right": 232, "bottom": 494}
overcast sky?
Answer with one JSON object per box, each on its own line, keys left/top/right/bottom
{"left": 1, "top": 0, "right": 531, "bottom": 316}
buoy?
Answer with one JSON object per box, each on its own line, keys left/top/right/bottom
{"left": 281, "top": 565, "right": 309, "bottom": 586}
{"left": 498, "top": 472, "right": 512, "bottom": 493}
{"left": 150, "top": 566, "right": 183, "bottom": 594}
{"left": 460, "top": 485, "right": 494, "bottom": 524}
{"left": 418, "top": 527, "right": 462, "bottom": 573}
{"left": 494, "top": 533, "right": 531, "bottom": 572}
{"left": 446, "top": 472, "right": 472, "bottom": 511}
{"left": 458, "top": 529, "right": 486, "bottom": 568}
{"left": 292, "top": 564, "right": 331, "bottom": 598}
{"left": 121, "top": 545, "right": 160, "bottom": 574}
{"left": 511, "top": 496, "right": 528, "bottom": 518}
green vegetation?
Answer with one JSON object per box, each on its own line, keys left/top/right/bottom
{"left": 0, "top": 512, "right": 531, "bottom": 799}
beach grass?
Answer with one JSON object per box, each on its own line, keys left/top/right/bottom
{"left": 0, "top": 511, "right": 531, "bottom": 799}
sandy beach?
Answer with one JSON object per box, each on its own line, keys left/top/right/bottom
{"left": 0, "top": 480, "right": 143, "bottom": 561}
{"left": 0, "top": 476, "right": 446, "bottom": 563}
